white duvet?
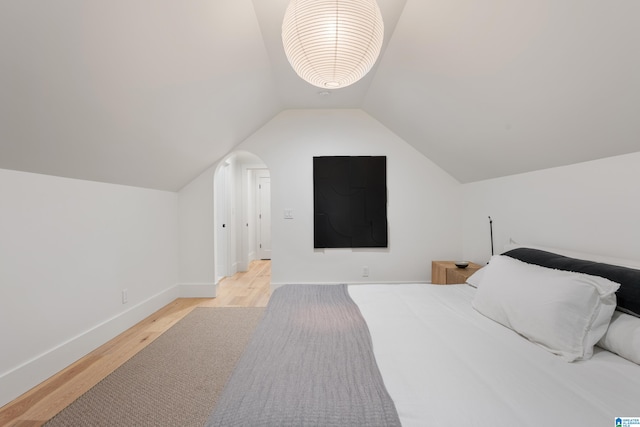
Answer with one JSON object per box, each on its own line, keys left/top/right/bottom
{"left": 348, "top": 284, "right": 640, "bottom": 427}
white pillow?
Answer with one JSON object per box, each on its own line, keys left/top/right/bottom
{"left": 597, "top": 311, "right": 640, "bottom": 365}
{"left": 472, "top": 255, "right": 620, "bottom": 362}
{"left": 465, "top": 266, "right": 485, "bottom": 288}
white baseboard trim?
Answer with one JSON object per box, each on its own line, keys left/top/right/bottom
{"left": 179, "top": 282, "right": 217, "bottom": 298}
{"left": 270, "top": 280, "right": 430, "bottom": 291}
{"left": 0, "top": 285, "right": 180, "bottom": 408}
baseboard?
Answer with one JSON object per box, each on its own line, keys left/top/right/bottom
{"left": 179, "top": 282, "right": 217, "bottom": 298}
{"left": 0, "top": 285, "right": 180, "bottom": 408}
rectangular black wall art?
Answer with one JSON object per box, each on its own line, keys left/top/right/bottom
{"left": 313, "top": 156, "right": 388, "bottom": 248}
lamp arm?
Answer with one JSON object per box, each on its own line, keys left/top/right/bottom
{"left": 488, "top": 216, "right": 494, "bottom": 256}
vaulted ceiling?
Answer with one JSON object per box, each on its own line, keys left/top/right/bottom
{"left": 1, "top": 0, "right": 639, "bottom": 191}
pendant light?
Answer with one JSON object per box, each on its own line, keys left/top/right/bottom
{"left": 282, "top": 0, "right": 384, "bottom": 89}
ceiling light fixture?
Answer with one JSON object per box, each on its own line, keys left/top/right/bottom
{"left": 282, "top": 0, "right": 384, "bottom": 89}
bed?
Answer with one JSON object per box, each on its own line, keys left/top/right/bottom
{"left": 206, "top": 246, "right": 640, "bottom": 426}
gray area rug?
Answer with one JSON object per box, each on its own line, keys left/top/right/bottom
{"left": 44, "top": 307, "right": 264, "bottom": 427}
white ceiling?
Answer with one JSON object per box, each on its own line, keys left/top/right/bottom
{"left": 1, "top": 0, "right": 639, "bottom": 191}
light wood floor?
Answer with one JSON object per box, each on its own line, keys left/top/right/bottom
{"left": 0, "top": 260, "right": 271, "bottom": 427}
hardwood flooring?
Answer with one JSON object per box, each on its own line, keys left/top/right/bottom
{"left": 0, "top": 260, "right": 271, "bottom": 427}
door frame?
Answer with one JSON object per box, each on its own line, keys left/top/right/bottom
{"left": 256, "top": 170, "right": 271, "bottom": 260}
{"left": 214, "top": 160, "right": 232, "bottom": 284}
{"left": 214, "top": 152, "right": 271, "bottom": 284}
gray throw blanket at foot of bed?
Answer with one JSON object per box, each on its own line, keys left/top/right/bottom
{"left": 205, "top": 284, "right": 401, "bottom": 427}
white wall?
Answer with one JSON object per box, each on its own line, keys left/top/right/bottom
{"left": 236, "top": 109, "right": 463, "bottom": 286}
{"left": 177, "top": 165, "right": 217, "bottom": 296}
{"left": 462, "top": 152, "right": 640, "bottom": 264}
{"left": 0, "top": 169, "right": 179, "bottom": 407}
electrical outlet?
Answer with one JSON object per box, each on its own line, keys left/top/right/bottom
{"left": 122, "top": 289, "right": 128, "bottom": 304}
{"left": 362, "top": 266, "right": 369, "bottom": 277}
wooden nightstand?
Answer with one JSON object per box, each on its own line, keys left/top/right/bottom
{"left": 431, "top": 261, "right": 482, "bottom": 285}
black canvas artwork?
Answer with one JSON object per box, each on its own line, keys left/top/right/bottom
{"left": 313, "top": 156, "right": 388, "bottom": 248}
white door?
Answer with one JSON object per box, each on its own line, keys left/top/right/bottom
{"left": 257, "top": 174, "right": 271, "bottom": 260}
{"left": 215, "top": 163, "right": 230, "bottom": 282}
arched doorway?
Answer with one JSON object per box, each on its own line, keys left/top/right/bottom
{"left": 214, "top": 151, "right": 270, "bottom": 284}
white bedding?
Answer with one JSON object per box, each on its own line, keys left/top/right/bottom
{"left": 348, "top": 284, "right": 640, "bottom": 427}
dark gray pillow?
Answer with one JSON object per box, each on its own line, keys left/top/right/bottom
{"left": 503, "top": 248, "right": 640, "bottom": 318}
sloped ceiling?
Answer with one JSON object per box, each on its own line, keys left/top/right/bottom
{"left": 1, "top": 0, "right": 639, "bottom": 191}
{"left": 364, "top": 1, "right": 640, "bottom": 182}
{"left": 0, "top": 1, "right": 281, "bottom": 191}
